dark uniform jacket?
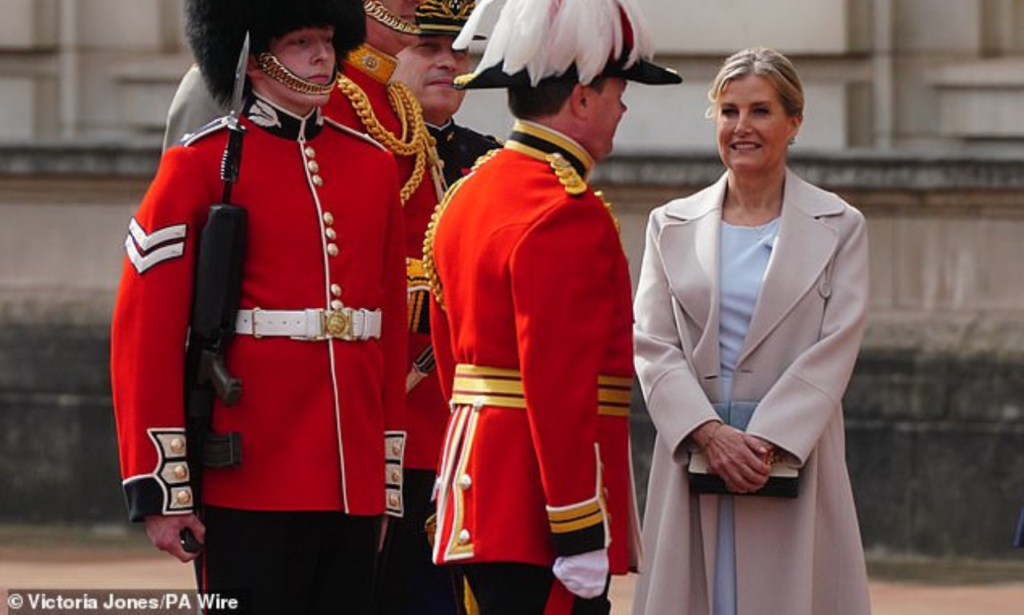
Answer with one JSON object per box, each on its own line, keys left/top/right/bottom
{"left": 429, "top": 120, "right": 501, "bottom": 188}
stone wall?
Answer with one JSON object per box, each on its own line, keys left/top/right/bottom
{"left": 1, "top": 144, "right": 1022, "bottom": 559}
{"left": 3, "top": 0, "right": 1024, "bottom": 149}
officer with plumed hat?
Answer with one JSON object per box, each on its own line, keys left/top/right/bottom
{"left": 111, "top": 0, "right": 408, "bottom": 612}
{"left": 424, "top": 0, "right": 680, "bottom": 613}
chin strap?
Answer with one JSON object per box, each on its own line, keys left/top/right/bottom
{"left": 256, "top": 53, "right": 337, "bottom": 96}
{"left": 364, "top": 0, "right": 420, "bottom": 35}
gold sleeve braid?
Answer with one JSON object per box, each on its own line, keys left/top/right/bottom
{"left": 336, "top": 75, "right": 434, "bottom": 206}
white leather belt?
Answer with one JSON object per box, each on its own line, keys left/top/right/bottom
{"left": 235, "top": 308, "right": 382, "bottom": 341}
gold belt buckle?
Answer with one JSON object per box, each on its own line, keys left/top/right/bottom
{"left": 324, "top": 309, "right": 353, "bottom": 340}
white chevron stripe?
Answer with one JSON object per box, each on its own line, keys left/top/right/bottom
{"left": 125, "top": 234, "right": 185, "bottom": 274}
{"left": 128, "top": 218, "right": 187, "bottom": 251}
{"left": 124, "top": 218, "right": 187, "bottom": 274}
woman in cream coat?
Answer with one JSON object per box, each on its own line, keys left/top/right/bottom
{"left": 632, "top": 48, "right": 872, "bottom": 614}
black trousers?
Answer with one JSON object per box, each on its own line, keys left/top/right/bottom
{"left": 375, "top": 469, "right": 460, "bottom": 614}
{"left": 199, "top": 505, "right": 379, "bottom": 615}
{"left": 461, "top": 562, "right": 610, "bottom": 615}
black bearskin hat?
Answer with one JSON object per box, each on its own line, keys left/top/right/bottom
{"left": 186, "top": 0, "right": 367, "bottom": 105}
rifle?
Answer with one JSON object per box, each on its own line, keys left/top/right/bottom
{"left": 180, "top": 33, "right": 250, "bottom": 554}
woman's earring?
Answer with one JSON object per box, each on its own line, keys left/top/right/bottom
{"left": 788, "top": 137, "right": 796, "bottom": 146}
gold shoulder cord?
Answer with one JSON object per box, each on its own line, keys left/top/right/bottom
{"left": 422, "top": 178, "right": 466, "bottom": 313}
{"left": 336, "top": 75, "right": 434, "bottom": 206}
{"left": 421, "top": 150, "right": 497, "bottom": 311}
{"left": 421, "top": 147, "right": 497, "bottom": 306}
{"left": 595, "top": 190, "right": 623, "bottom": 240}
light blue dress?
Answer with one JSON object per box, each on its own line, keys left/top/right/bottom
{"left": 712, "top": 217, "right": 781, "bottom": 615}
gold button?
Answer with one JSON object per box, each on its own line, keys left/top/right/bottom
{"left": 331, "top": 284, "right": 342, "bottom": 297}
{"left": 307, "top": 160, "right": 320, "bottom": 173}
{"left": 325, "top": 228, "right": 337, "bottom": 241}
{"left": 388, "top": 493, "right": 400, "bottom": 507}
{"left": 170, "top": 438, "right": 185, "bottom": 454}
{"left": 173, "top": 465, "right": 188, "bottom": 480}
{"left": 458, "top": 474, "right": 472, "bottom": 490}
{"left": 390, "top": 469, "right": 402, "bottom": 483}
{"left": 305, "top": 146, "right": 316, "bottom": 159}
{"left": 312, "top": 175, "right": 323, "bottom": 187}
{"left": 323, "top": 212, "right": 334, "bottom": 225}
{"left": 327, "top": 243, "right": 339, "bottom": 257}
{"left": 176, "top": 490, "right": 192, "bottom": 505}
{"left": 458, "top": 529, "right": 470, "bottom": 544}
{"left": 391, "top": 441, "right": 403, "bottom": 455}
{"left": 331, "top": 299, "right": 344, "bottom": 310}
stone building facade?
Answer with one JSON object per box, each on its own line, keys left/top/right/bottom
{"left": 0, "top": 0, "right": 1022, "bottom": 560}
{"left": 1, "top": 0, "right": 1023, "bottom": 149}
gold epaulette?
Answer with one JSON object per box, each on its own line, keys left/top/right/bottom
{"left": 545, "top": 152, "right": 587, "bottom": 196}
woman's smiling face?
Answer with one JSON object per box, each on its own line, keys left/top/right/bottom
{"left": 714, "top": 74, "right": 801, "bottom": 178}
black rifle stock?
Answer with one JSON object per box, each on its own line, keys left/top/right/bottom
{"left": 181, "top": 204, "right": 247, "bottom": 553}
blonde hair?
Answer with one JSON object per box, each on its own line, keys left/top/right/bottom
{"left": 705, "top": 47, "right": 804, "bottom": 120}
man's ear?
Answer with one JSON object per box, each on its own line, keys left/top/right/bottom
{"left": 567, "top": 83, "right": 591, "bottom": 119}
{"left": 245, "top": 55, "right": 261, "bottom": 82}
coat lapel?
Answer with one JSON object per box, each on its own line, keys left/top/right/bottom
{"left": 737, "top": 171, "right": 842, "bottom": 366}
{"left": 659, "top": 175, "right": 728, "bottom": 380}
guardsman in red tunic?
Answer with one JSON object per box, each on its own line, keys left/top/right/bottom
{"left": 110, "top": 1, "right": 406, "bottom": 612}
{"left": 423, "top": 1, "right": 681, "bottom": 613}
{"left": 160, "top": 5, "right": 448, "bottom": 525}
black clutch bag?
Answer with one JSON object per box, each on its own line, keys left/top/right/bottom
{"left": 687, "top": 401, "right": 800, "bottom": 498}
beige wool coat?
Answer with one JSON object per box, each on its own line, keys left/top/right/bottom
{"left": 631, "top": 170, "right": 872, "bottom": 615}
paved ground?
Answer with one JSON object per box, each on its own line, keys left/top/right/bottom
{"left": 2, "top": 525, "right": 1024, "bottom": 614}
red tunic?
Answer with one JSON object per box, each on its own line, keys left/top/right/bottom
{"left": 324, "top": 45, "right": 449, "bottom": 472}
{"left": 111, "top": 97, "right": 407, "bottom": 521}
{"left": 428, "top": 121, "right": 638, "bottom": 573}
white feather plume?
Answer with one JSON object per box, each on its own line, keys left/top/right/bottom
{"left": 464, "top": 0, "right": 659, "bottom": 85}
{"left": 452, "top": 0, "right": 504, "bottom": 50}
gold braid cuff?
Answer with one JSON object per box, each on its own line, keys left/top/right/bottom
{"left": 256, "top": 53, "right": 336, "bottom": 96}
{"left": 364, "top": 0, "right": 420, "bottom": 35}
{"left": 336, "top": 75, "right": 433, "bottom": 205}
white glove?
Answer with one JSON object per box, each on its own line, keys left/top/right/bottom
{"left": 552, "top": 548, "right": 609, "bottom": 599}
